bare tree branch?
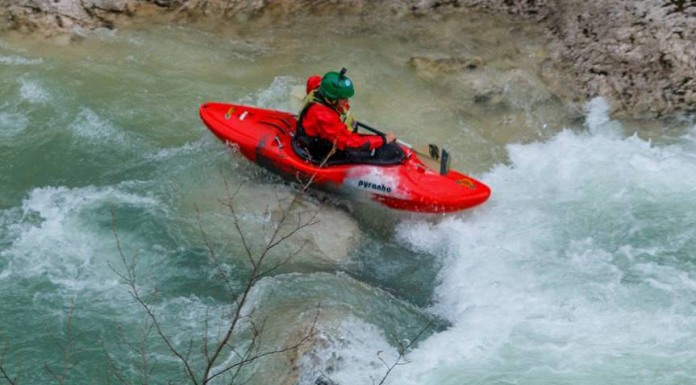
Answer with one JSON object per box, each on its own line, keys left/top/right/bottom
{"left": 42, "top": 299, "right": 85, "bottom": 385}
{"left": 110, "top": 211, "right": 200, "bottom": 385}
{"left": 109, "top": 145, "right": 334, "bottom": 385}
{"left": 0, "top": 342, "right": 19, "bottom": 385}
{"left": 101, "top": 334, "right": 130, "bottom": 385}
{"left": 373, "top": 320, "right": 435, "bottom": 385}
{"left": 207, "top": 304, "right": 320, "bottom": 384}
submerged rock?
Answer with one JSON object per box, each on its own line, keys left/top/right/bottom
{"left": 239, "top": 272, "right": 440, "bottom": 385}
{"left": 180, "top": 178, "right": 362, "bottom": 269}
{"left": 408, "top": 56, "right": 484, "bottom": 76}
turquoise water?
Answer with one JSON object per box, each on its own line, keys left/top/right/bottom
{"left": 1, "top": 14, "right": 696, "bottom": 385}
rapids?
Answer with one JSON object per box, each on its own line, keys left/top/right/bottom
{"left": 1, "top": 12, "right": 695, "bottom": 385}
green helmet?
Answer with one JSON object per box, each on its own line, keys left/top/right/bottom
{"left": 320, "top": 68, "right": 354, "bottom": 100}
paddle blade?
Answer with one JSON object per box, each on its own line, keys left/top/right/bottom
{"left": 440, "top": 149, "right": 451, "bottom": 175}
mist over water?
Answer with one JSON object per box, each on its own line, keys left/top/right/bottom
{"left": 1, "top": 13, "right": 695, "bottom": 385}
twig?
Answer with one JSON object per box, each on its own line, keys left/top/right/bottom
{"left": 109, "top": 140, "right": 331, "bottom": 385}
{"left": 43, "top": 299, "right": 85, "bottom": 385}
{"left": 110, "top": 210, "right": 200, "bottom": 385}
{"left": 206, "top": 304, "right": 320, "bottom": 383}
{"left": 0, "top": 343, "right": 18, "bottom": 385}
{"left": 374, "top": 320, "right": 435, "bottom": 385}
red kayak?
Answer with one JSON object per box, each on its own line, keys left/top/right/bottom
{"left": 199, "top": 102, "right": 490, "bottom": 213}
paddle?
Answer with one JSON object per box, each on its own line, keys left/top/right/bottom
{"left": 356, "top": 121, "right": 450, "bottom": 174}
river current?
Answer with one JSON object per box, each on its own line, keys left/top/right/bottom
{"left": 1, "top": 12, "right": 695, "bottom": 385}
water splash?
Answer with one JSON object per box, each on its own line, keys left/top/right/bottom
{"left": 248, "top": 75, "right": 302, "bottom": 112}
{"left": 18, "top": 77, "right": 51, "bottom": 104}
{"left": 584, "top": 97, "right": 622, "bottom": 137}
{"left": 0, "top": 55, "right": 43, "bottom": 65}
{"left": 1, "top": 185, "right": 158, "bottom": 290}
{"left": 69, "top": 106, "right": 126, "bottom": 143}
{"left": 384, "top": 122, "right": 696, "bottom": 384}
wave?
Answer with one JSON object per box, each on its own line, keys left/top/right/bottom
{"left": 0, "top": 55, "right": 43, "bottom": 66}
{"left": 1, "top": 184, "right": 158, "bottom": 292}
{"left": 402, "top": 99, "right": 696, "bottom": 384}
{"left": 322, "top": 98, "right": 696, "bottom": 384}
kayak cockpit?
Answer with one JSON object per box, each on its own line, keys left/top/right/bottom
{"left": 291, "top": 133, "right": 406, "bottom": 166}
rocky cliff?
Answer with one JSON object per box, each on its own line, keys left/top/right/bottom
{"left": 1, "top": 0, "right": 694, "bottom": 116}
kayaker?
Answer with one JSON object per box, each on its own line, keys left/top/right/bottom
{"left": 294, "top": 68, "right": 404, "bottom": 165}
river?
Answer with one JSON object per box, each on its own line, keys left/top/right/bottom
{"left": 1, "top": 11, "right": 695, "bottom": 385}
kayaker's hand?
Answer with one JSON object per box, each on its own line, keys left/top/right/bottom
{"left": 385, "top": 133, "right": 397, "bottom": 144}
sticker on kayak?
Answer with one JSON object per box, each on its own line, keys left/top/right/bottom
{"left": 358, "top": 180, "right": 392, "bottom": 193}
{"left": 456, "top": 178, "right": 476, "bottom": 189}
{"left": 225, "top": 107, "right": 235, "bottom": 119}
{"left": 344, "top": 167, "right": 403, "bottom": 198}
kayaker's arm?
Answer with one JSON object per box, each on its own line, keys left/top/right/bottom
{"left": 356, "top": 121, "right": 449, "bottom": 172}
{"left": 355, "top": 121, "right": 396, "bottom": 144}
{"left": 304, "top": 104, "right": 384, "bottom": 151}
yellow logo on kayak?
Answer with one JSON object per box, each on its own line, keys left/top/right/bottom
{"left": 456, "top": 178, "right": 476, "bottom": 189}
{"left": 225, "top": 107, "right": 235, "bottom": 120}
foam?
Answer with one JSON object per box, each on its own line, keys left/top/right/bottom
{"left": 153, "top": 295, "right": 235, "bottom": 346}
{"left": 297, "top": 315, "right": 400, "bottom": 385}
{"left": 0, "top": 55, "right": 43, "bottom": 66}
{"left": 337, "top": 99, "right": 696, "bottom": 384}
{"left": 1, "top": 185, "right": 158, "bottom": 293}
{"left": 146, "top": 137, "right": 210, "bottom": 162}
{"left": 0, "top": 112, "right": 29, "bottom": 138}
{"left": 584, "top": 97, "right": 622, "bottom": 137}
{"left": 69, "top": 106, "right": 126, "bottom": 143}
{"left": 245, "top": 75, "right": 300, "bottom": 112}
{"left": 685, "top": 124, "right": 696, "bottom": 150}
{"left": 18, "top": 78, "right": 51, "bottom": 104}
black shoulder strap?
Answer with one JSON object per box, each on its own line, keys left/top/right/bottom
{"left": 296, "top": 103, "right": 313, "bottom": 137}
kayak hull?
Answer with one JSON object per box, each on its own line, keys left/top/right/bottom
{"left": 199, "top": 102, "right": 491, "bottom": 213}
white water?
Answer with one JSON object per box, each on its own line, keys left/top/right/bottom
{"left": 318, "top": 99, "right": 696, "bottom": 384}
{"left": 2, "top": 15, "right": 696, "bottom": 385}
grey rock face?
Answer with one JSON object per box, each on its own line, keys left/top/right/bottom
{"left": 1, "top": 0, "right": 694, "bottom": 115}
{"left": 547, "top": 1, "right": 695, "bottom": 116}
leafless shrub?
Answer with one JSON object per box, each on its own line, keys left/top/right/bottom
{"left": 108, "top": 159, "right": 328, "bottom": 384}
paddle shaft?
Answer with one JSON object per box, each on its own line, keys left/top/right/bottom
{"left": 356, "top": 121, "right": 408, "bottom": 148}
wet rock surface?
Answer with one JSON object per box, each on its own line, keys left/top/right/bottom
{"left": 1, "top": 0, "right": 694, "bottom": 115}
{"left": 548, "top": 1, "right": 696, "bottom": 117}
{"left": 176, "top": 175, "right": 362, "bottom": 270}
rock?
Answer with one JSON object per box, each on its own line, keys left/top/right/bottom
{"left": 544, "top": 0, "right": 696, "bottom": 116}
{"left": 407, "top": 0, "right": 696, "bottom": 116}
{"left": 0, "top": 0, "right": 694, "bottom": 115}
{"left": 87, "top": 0, "right": 131, "bottom": 12}
{"left": 407, "top": 50, "right": 581, "bottom": 144}
{"left": 179, "top": 178, "right": 362, "bottom": 270}
{"left": 264, "top": 188, "right": 362, "bottom": 267}
{"left": 0, "top": 0, "right": 137, "bottom": 35}
{"left": 240, "top": 272, "right": 436, "bottom": 385}
{"left": 35, "top": 0, "right": 92, "bottom": 21}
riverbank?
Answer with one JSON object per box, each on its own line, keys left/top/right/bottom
{"left": 1, "top": 0, "right": 694, "bottom": 117}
